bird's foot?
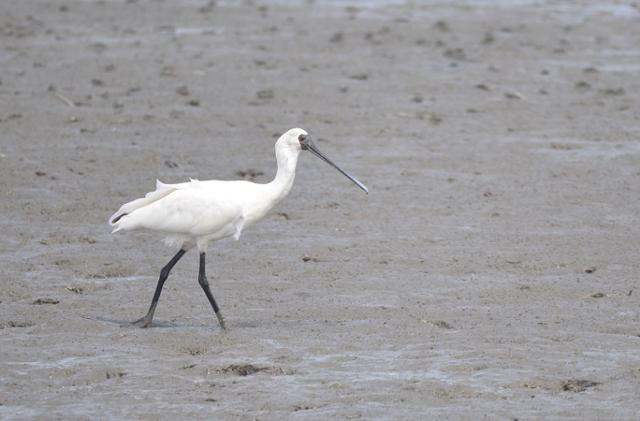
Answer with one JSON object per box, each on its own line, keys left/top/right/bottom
{"left": 129, "top": 315, "right": 153, "bottom": 328}
{"left": 216, "top": 312, "right": 226, "bottom": 331}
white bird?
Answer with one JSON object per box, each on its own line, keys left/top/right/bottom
{"left": 109, "top": 128, "right": 368, "bottom": 330}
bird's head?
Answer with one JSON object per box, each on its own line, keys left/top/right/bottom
{"left": 276, "top": 128, "right": 368, "bottom": 194}
{"left": 277, "top": 127, "right": 309, "bottom": 153}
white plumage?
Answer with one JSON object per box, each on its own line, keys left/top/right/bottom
{"left": 112, "top": 178, "right": 274, "bottom": 249}
{"left": 109, "top": 128, "right": 367, "bottom": 329}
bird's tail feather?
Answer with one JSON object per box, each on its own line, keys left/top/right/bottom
{"left": 109, "top": 180, "right": 177, "bottom": 229}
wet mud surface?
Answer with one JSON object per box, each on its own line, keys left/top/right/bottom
{"left": 1, "top": 1, "right": 639, "bottom": 419}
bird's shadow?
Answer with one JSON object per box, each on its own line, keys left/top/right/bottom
{"left": 231, "top": 320, "right": 262, "bottom": 329}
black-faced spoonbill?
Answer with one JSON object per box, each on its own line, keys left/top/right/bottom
{"left": 109, "top": 128, "right": 367, "bottom": 330}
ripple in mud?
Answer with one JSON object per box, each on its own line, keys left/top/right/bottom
{"left": 87, "top": 268, "right": 131, "bottom": 279}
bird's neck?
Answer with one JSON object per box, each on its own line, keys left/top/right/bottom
{"left": 268, "top": 145, "right": 299, "bottom": 203}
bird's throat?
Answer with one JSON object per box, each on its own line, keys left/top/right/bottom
{"left": 270, "top": 147, "right": 299, "bottom": 202}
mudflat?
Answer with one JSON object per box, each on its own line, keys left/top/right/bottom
{"left": 1, "top": 1, "right": 639, "bottom": 419}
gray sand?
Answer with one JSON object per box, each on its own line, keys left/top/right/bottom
{"left": 1, "top": 1, "right": 639, "bottom": 419}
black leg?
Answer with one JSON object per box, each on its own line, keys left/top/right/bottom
{"left": 130, "top": 248, "right": 187, "bottom": 328}
{"left": 198, "top": 252, "right": 226, "bottom": 330}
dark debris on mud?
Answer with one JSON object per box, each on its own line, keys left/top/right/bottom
{"left": 1, "top": 320, "right": 35, "bottom": 329}
{"left": 236, "top": 168, "right": 264, "bottom": 181}
{"left": 106, "top": 371, "right": 127, "bottom": 379}
{"left": 220, "top": 364, "right": 292, "bottom": 377}
{"left": 32, "top": 298, "right": 59, "bottom": 305}
{"left": 560, "top": 379, "right": 600, "bottom": 392}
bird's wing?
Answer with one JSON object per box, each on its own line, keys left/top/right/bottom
{"left": 155, "top": 178, "right": 199, "bottom": 191}
{"left": 110, "top": 179, "right": 202, "bottom": 226}
{"left": 113, "top": 181, "right": 246, "bottom": 238}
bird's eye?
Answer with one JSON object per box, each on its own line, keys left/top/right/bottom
{"left": 298, "top": 134, "right": 307, "bottom": 143}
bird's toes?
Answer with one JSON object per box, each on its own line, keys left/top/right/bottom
{"left": 216, "top": 313, "right": 226, "bottom": 331}
{"left": 129, "top": 317, "right": 153, "bottom": 328}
